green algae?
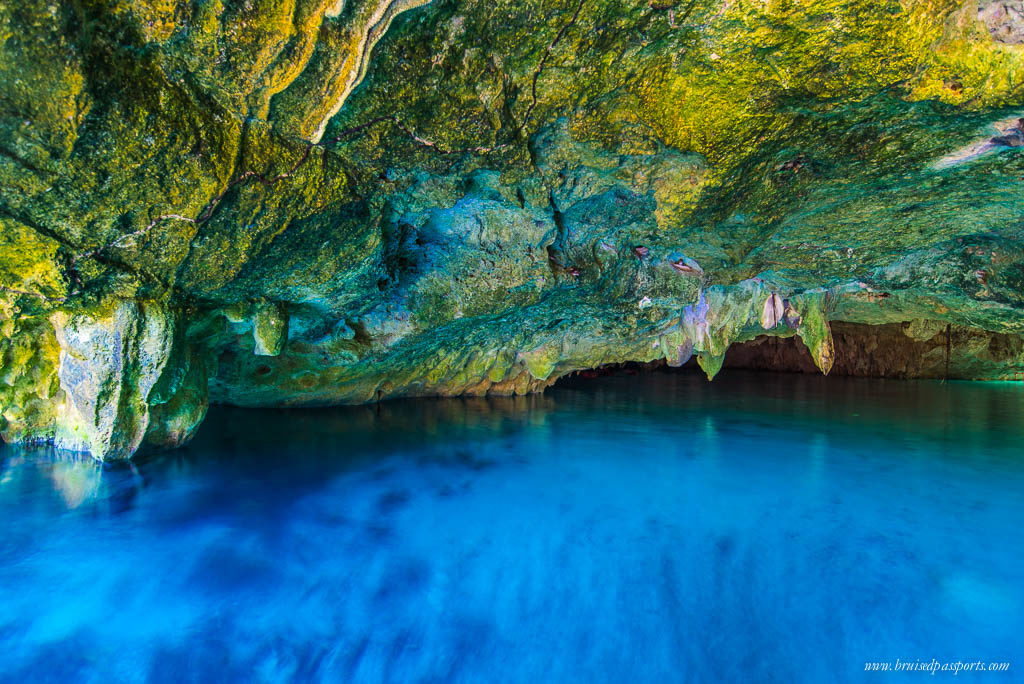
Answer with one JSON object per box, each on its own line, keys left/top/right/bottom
{"left": 0, "top": 314, "right": 60, "bottom": 445}
{"left": 4, "top": 0, "right": 1024, "bottom": 459}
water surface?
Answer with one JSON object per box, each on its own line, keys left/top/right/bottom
{"left": 1, "top": 371, "right": 1022, "bottom": 682}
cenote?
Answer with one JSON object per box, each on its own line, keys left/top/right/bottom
{"left": 9, "top": 0, "right": 1024, "bottom": 681}
{"left": 1, "top": 370, "right": 1022, "bottom": 682}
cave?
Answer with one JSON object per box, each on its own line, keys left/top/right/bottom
{"left": 2, "top": 0, "right": 1022, "bottom": 678}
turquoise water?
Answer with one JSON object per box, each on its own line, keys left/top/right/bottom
{"left": 1, "top": 371, "right": 1022, "bottom": 682}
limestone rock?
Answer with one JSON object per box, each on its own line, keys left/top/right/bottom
{"left": 50, "top": 301, "right": 175, "bottom": 459}
{"left": 979, "top": 1, "right": 1024, "bottom": 44}
{"left": 33, "top": 300, "right": 207, "bottom": 460}
{"left": 697, "top": 353, "right": 726, "bottom": 381}
{"left": 797, "top": 303, "right": 837, "bottom": 376}
{"left": 3, "top": 0, "right": 1024, "bottom": 457}
{"left": 0, "top": 315, "right": 60, "bottom": 445}
{"left": 146, "top": 348, "right": 209, "bottom": 450}
{"left": 761, "top": 294, "right": 784, "bottom": 330}
{"left": 252, "top": 301, "right": 289, "bottom": 357}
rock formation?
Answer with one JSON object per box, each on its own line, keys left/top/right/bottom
{"left": 3, "top": 0, "right": 1024, "bottom": 459}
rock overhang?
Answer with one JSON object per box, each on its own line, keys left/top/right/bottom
{"left": 3, "top": 0, "right": 1024, "bottom": 459}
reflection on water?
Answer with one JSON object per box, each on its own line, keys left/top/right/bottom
{"left": 1, "top": 371, "right": 1023, "bottom": 682}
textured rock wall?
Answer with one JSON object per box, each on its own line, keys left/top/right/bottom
{"left": 0, "top": 300, "right": 206, "bottom": 460}
{"left": 4, "top": 0, "right": 1024, "bottom": 459}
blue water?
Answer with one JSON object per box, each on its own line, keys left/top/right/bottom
{"left": 1, "top": 371, "right": 1022, "bottom": 682}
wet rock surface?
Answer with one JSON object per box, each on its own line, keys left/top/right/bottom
{"left": 4, "top": 0, "right": 1024, "bottom": 458}
{"left": 980, "top": 1, "right": 1024, "bottom": 44}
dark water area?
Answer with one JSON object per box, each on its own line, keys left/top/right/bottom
{"left": 1, "top": 371, "right": 1022, "bottom": 682}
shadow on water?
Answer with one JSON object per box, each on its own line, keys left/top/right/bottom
{"left": 7, "top": 370, "right": 1023, "bottom": 506}
{"left": 1, "top": 370, "right": 1022, "bottom": 682}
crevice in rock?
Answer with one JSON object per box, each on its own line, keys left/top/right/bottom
{"left": 515, "top": 0, "right": 588, "bottom": 138}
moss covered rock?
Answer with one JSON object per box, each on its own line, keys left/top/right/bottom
{"left": 4, "top": 0, "right": 1024, "bottom": 459}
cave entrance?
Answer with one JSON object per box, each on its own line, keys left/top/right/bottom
{"left": 553, "top": 321, "right": 1022, "bottom": 385}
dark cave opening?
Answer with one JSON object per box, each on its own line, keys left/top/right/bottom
{"left": 553, "top": 321, "right": 1024, "bottom": 386}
